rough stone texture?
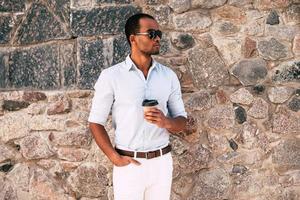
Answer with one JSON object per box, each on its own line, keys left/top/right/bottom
{"left": 170, "top": 32, "right": 195, "bottom": 50}
{"left": 272, "top": 108, "right": 300, "bottom": 134}
{"left": 293, "top": 34, "right": 300, "bottom": 56}
{"left": 0, "top": 0, "right": 25, "bottom": 12}
{"left": 230, "top": 88, "right": 254, "bottom": 105}
{"left": 254, "top": 0, "right": 290, "bottom": 10}
{"left": 67, "top": 163, "right": 109, "bottom": 198}
{"left": 212, "top": 21, "right": 240, "bottom": 36}
{"left": 2, "top": 100, "right": 30, "bottom": 111}
{"left": 207, "top": 105, "right": 235, "bottom": 130}
{"left": 230, "top": 58, "right": 268, "bottom": 86}
{"left": 57, "top": 147, "right": 89, "bottom": 162}
{"left": 242, "top": 37, "right": 257, "bottom": 58}
{"left": 185, "top": 90, "right": 211, "bottom": 111}
{"left": 112, "top": 35, "right": 130, "bottom": 65}
{"left": 15, "top": 3, "right": 69, "bottom": 45}
{"left": 77, "top": 38, "right": 105, "bottom": 89}
{"left": 144, "top": 5, "right": 171, "bottom": 26}
{"left": 191, "top": 0, "right": 226, "bottom": 9}
{"left": 47, "top": 96, "right": 71, "bottom": 115}
{"left": 187, "top": 46, "right": 228, "bottom": 89}
{"left": 283, "top": 4, "right": 300, "bottom": 24}
{"left": 265, "top": 25, "right": 300, "bottom": 41}
{"left": 267, "top": 86, "right": 294, "bottom": 103}
{"left": 19, "top": 134, "right": 55, "bottom": 160}
{"left": 272, "top": 139, "right": 300, "bottom": 173}
{"left": 212, "top": 37, "right": 241, "bottom": 65}
{"left": 0, "top": 15, "right": 13, "bottom": 44}
{"left": 257, "top": 38, "right": 291, "bottom": 60}
{"left": 248, "top": 98, "right": 269, "bottom": 119}
{"left": 235, "top": 106, "right": 247, "bottom": 124}
{"left": 168, "top": 0, "right": 190, "bottom": 14}
{"left": 266, "top": 10, "right": 279, "bottom": 25}
{"left": 71, "top": 6, "right": 140, "bottom": 37}
{"left": 288, "top": 97, "right": 300, "bottom": 112}
{"left": 49, "top": 129, "right": 92, "bottom": 147}
{"left": 213, "top": 5, "right": 246, "bottom": 23}
{"left": 271, "top": 61, "right": 300, "bottom": 83}
{"left": 173, "top": 11, "right": 212, "bottom": 31}
{"left": 8, "top": 44, "right": 61, "bottom": 89}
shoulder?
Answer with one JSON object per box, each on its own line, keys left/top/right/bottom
{"left": 100, "top": 61, "right": 125, "bottom": 78}
{"left": 155, "top": 61, "right": 178, "bottom": 79}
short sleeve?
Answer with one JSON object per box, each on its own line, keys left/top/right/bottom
{"left": 167, "top": 70, "right": 187, "bottom": 118}
{"left": 88, "top": 70, "right": 114, "bottom": 126}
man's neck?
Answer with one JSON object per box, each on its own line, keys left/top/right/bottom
{"left": 130, "top": 52, "right": 152, "bottom": 72}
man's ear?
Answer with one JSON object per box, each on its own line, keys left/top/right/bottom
{"left": 129, "top": 35, "right": 135, "bottom": 45}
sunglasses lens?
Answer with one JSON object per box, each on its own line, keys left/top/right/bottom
{"left": 148, "top": 30, "right": 162, "bottom": 39}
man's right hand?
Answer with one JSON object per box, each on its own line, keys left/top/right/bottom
{"left": 111, "top": 154, "right": 141, "bottom": 167}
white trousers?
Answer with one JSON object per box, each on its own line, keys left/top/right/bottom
{"left": 113, "top": 152, "right": 173, "bottom": 200}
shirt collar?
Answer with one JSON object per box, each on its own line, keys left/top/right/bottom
{"left": 124, "top": 54, "right": 158, "bottom": 71}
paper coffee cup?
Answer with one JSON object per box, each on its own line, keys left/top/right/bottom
{"left": 142, "top": 99, "right": 158, "bottom": 113}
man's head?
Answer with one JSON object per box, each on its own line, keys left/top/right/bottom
{"left": 125, "top": 13, "right": 162, "bottom": 55}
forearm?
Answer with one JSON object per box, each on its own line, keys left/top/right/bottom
{"left": 88, "top": 122, "right": 119, "bottom": 162}
{"left": 164, "top": 116, "right": 187, "bottom": 134}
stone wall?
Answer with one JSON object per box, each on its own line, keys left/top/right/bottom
{"left": 0, "top": 0, "right": 299, "bottom": 199}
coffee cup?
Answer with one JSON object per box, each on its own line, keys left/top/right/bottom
{"left": 142, "top": 99, "right": 158, "bottom": 114}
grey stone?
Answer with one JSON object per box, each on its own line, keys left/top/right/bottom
{"left": 71, "top": 6, "right": 140, "bottom": 37}
{"left": 187, "top": 168, "right": 231, "bottom": 200}
{"left": 57, "top": 147, "right": 89, "bottom": 162}
{"left": 191, "top": 0, "right": 226, "bottom": 9}
{"left": 231, "top": 58, "right": 267, "bottom": 86}
{"left": 207, "top": 105, "right": 235, "bottom": 130}
{"left": 230, "top": 88, "right": 254, "bottom": 105}
{"left": 229, "top": 138, "right": 238, "bottom": 151}
{"left": 170, "top": 32, "right": 195, "bottom": 50}
{"left": 0, "top": 160, "right": 13, "bottom": 173}
{"left": 284, "top": 4, "right": 300, "bottom": 24}
{"left": 112, "top": 35, "right": 130, "bottom": 65}
{"left": 187, "top": 46, "right": 228, "bottom": 89}
{"left": 19, "top": 134, "right": 55, "bottom": 160}
{"left": 212, "top": 21, "right": 240, "bottom": 36}
{"left": 0, "top": 15, "right": 13, "bottom": 44}
{"left": 15, "top": 3, "right": 68, "bottom": 45}
{"left": 0, "top": 52, "right": 7, "bottom": 88}
{"left": 45, "top": 0, "right": 71, "bottom": 27}
{"left": 266, "top": 10, "right": 279, "bottom": 25}
{"left": 271, "top": 61, "right": 300, "bottom": 83}
{"left": 235, "top": 106, "right": 247, "bottom": 124}
{"left": 8, "top": 44, "right": 60, "bottom": 89}
{"left": 2, "top": 100, "right": 30, "bottom": 111}
{"left": 288, "top": 97, "right": 300, "bottom": 112}
{"left": 252, "top": 85, "right": 265, "bottom": 95}
{"left": 272, "top": 139, "right": 300, "bottom": 172}
{"left": 144, "top": 6, "right": 171, "bottom": 26}
{"left": 267, "top": 86, "right": 294, "bottom": 104}
{"left": 257, "top": 38, "right": 290, "bottom": 60}
{"left": 185, "top": 90, "right": 212, "bottom": 111}
{"left": 272, "top": 108, "right": 300, "bottom": 134}
{"left": 265, "top": 25, "right": 300, "bottom": 41}
{"left": 77, "top": 38, "right": 105, "bottom": 89}
{"left": 228, "top": 0, "right": 254, "bottom": 7}
{"left": 168, "top": 0, "right": 190, "bottom": 14}
{"left": 60, "top": 42, "right": 77, "bottom": 87}
{"left": 248, "top": 98, "right": 269, "bottom": 119}
{"left": 0, "top": 0, "right": 25, "bottom": 12}
{"left": 95, "top": 0, "right": 131, "bottom": 3}
{"left": 232, "top": 164, "right": 247, "bottom": 174}
{"left": 48, "top": 129, "right": 92, "bottom": 147}
{"left": 173, "top": 11, "right": 212, "bottom": 31}
{"left": 67, "top": 162, "right": 109, "bottom": 198}
{"left": 0, "top": 176, "right": 18, "bottom": 200}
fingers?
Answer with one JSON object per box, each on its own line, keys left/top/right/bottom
{"left": 128, "top": 157, "right": 141, "bottom": 165}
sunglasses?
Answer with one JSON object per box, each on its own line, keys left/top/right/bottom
{"left": 135, "top": 29, "right": 162, "bottom": 40}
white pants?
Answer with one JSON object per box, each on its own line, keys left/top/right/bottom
{"left": 113, "top": 152, "right": 173, "bottom": 200}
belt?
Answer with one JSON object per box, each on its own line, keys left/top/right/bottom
{"left": 115, "top": 144, "right": 172, "bottom": 159}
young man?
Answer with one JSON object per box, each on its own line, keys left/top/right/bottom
{"left": 88, "top": 13, "right": 187, "bottom": 200}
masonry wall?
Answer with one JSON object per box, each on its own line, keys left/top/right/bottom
{"left": 0, "top": 0, "right": 299, "bottom": 199}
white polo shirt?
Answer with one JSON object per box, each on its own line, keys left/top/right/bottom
{"left": 88, "top": 55, "right": 187, "bottom": 151}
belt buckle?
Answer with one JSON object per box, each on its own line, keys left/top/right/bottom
{"left": 146, "top": 151, "right": 156, "bottom": 159}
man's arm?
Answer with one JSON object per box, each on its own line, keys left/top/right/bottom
{"left": 144, "top": 108, "right": 187, "bottom": 134}
{"left": 89, "top": 122, "right": 140, "bottom": 166}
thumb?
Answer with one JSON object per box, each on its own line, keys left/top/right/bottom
{"left": 129, "top": 157, "right": 141, "bottom": 166}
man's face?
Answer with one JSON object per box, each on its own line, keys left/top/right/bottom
{"left": 132, "top": 18, "right": 161, "bottom": 55}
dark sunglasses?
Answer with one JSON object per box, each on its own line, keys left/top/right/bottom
{"left": 135, "top": 29, "right": 162, "bottom": 40}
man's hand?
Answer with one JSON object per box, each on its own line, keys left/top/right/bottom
{"left": 111, "top": 153, "right": 141, "bottom": 167}
{"left": 144, "top": 107, "right": 169, "bottom": 128}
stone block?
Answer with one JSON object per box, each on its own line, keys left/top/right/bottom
{"left": 258, "top": 38, "right": 292, "bottom": 60}
{"left": 112, "top": 35, "right": 130, "bottom": 65}
{"left": 187, "top": 46, "right": 228, "bottom": 89}
{"left": 0, "top": 0, "right": 25, "bottom": 12}
{"left": 271, "top": 61, "right": 300, "bottom": 83}
{"left": 272, "top": 139, "right": 300, "bottom": 172}
{"left": 77, "top": 38, "right": 105, "bottom": 89}
{"left": 173, "top": 10, "right": 212, "bottom": 31}
{"left": 14, "top": 3, "right": 69, "bottom": 45}
{"left": 8, "top": 44, "right": 60, "bottom": 89}
{"left": 71, "top": 6, "right": 140, "bottom": 37}
{"left": 230, "top": 58, "right": 268, "bottom": 86}
{"left": 0, "top": 15, "right": 13, "bottom": 44}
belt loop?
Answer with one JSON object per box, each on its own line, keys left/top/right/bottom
{"left": 134, "top": 151, "right": 137, "bottom": 159}
{"left": 160, "top": 148, "right": 163, "bottom": 156}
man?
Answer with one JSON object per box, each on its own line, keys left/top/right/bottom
{"left": 88, "top": 13, "right": 187, "bottom": 200}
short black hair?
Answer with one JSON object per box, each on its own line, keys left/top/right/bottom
{"left": 125, "top": 13, "right": 155, "bottom": 46}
